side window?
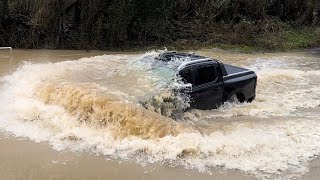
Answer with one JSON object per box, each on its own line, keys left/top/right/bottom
{"left": 179, "top": 68, "right": 194, "bottom": 85}
{"left": 195, "top": 65, "right": 217, "bottom": 85}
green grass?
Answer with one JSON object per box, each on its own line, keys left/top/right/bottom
{"left": 282, "top": 28, "right": 320, "bottom": 49}
{"left": 254, "top": 27, "right": 320, "bottom": 51}
{"left": 91, "top": 26, "right": 320, "bottom": 53}
{"left": 167, "top": 25, "right": 320, "bottom": 53}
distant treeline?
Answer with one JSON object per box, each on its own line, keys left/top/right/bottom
{"left": 0, "top": 0, "right": 319, "bottom": 50}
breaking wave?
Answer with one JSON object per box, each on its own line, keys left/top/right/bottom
{"left": 36, "top": 83, "right": 189, "bottom": 139}
{"left": 0, "top": 51, "right": 320, "bottom": 179}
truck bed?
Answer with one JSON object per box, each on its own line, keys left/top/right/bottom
{"left": 224, "top": 64, "right": 249, "bottom": 75}
{"left": 223, "top": 64, "right": 254, "bottom": 81}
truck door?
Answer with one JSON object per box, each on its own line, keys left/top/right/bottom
{"left": 191, "top": 63, "right": 223, "bottom": 109}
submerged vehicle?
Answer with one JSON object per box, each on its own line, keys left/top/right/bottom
{"left": 157, "top": 51, "right": 257, "bottom": 110}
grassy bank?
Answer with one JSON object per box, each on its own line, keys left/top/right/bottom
{"left": 166, "top": 19, "right": 320, "bottom": 53}
{"left": 133, "top": 25, "right": 320, "bottom": 53}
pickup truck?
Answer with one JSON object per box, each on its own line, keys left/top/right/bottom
{"left": 157, "top": 52, "right": 257, "bottom": 110}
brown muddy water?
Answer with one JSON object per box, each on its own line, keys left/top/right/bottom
{"left": 0, "top": 49, "right": 320, "bottom": 180}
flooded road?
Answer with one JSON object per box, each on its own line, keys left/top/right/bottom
{"left": 0, "top": 49, "right": 320, "bottom": 180}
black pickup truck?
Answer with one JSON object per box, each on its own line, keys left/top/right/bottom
{"left": 157, "top": 52, "right": 257, "bottom": 110}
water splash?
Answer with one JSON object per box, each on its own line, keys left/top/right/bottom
{"left": 0, "top": 51, "right": 320, "bottom": 179}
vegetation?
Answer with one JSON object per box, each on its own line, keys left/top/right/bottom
{"left": 0, "top": 0, "right": 319, "bottom": 51}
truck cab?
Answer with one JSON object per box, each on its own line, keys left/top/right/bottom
{"left": 158, "top": 52, "right": 257, "bottom": 110}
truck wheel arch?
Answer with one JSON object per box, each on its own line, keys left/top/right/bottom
{"left": 236, "top": 92, "right": 246, "bottom": 103}
{"left": 229, "top": 92, "right": 246, "bottom": 103}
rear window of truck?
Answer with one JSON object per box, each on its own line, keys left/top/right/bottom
{"left": 195, "top": 65, "right": 217, "bottom": 85}
{"left": 179, "top": 68, "right": 194, "bottom": 85}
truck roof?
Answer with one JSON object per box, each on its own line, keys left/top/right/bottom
{"left": 156, "top": 52, "right": 253, "bottom": 77}
{"left": 157, "top": 51, "right": 216, "bottom": 70}
{"left": 157, "top": 51, "right": 209, "bottom": 61}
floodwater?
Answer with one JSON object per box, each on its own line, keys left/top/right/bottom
{"left": 0, "top": 49, "right": 320, "bottom": 180}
